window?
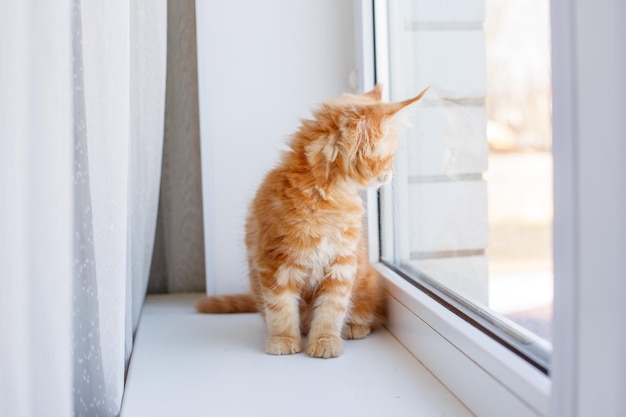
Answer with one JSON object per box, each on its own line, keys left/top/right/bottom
{"left": 374, "top": 0, "right": 552, "bottom": 372}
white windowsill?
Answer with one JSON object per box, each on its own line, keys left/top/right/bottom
{"left": 378, "top": 263, "right": 550, "bottom": 417}
{"left": 120, "top": 293, "right": 474, "bottom": 417}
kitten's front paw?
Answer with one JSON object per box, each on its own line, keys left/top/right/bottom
{"left": 306, "top": 335, "right": 344, "bottom": 359}
{"left": 265, "top": 336, "right": 302, "bottom": 355}
{"left": 342, "top": 324, "right": 371, "bottom": 340}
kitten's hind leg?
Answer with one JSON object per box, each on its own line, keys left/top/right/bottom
{"left": 341, "top": 323, "right": 371, "bottom": 340}
{"left": 341, "top": 265, "right": 386, "bottom": 340}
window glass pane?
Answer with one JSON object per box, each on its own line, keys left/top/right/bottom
{"left": 377, "top": 0, "right": 553, "bottom": 367}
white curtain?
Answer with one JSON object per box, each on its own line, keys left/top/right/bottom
{"left": 0, "top": 0, "right": 166, "bottom": 416}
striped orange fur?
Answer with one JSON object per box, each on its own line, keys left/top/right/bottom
{"left": 196, "top": 84, "right": 429, "bottom": 358}
{"left": 196, "top": 293, "right": 258, "bottom": 313}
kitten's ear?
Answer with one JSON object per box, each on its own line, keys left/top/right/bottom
{"left": 363, "top": 84, "right": 383, "bottom": 102}
{"left": 381, "top": 85, "right": 429, "bottom": 118}
{"left": 374, "top": 85, "right": 429, "bottom": 133}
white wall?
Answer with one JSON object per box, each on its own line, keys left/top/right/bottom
{"left": 195, "top": 0, "right": 357, "bottom": 294}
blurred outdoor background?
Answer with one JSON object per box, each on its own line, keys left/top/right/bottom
{"left": 484, "top": 0, "right": 553, "bottom": 341}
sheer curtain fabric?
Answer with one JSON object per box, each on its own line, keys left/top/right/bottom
{"left": 0, "top": 1, "right": 166, "bottom": 416}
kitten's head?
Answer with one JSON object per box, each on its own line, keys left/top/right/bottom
{"left": 302, "top": 84, "right": 429, "bottom": 189}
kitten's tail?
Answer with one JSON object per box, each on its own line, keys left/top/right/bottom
{"left": 196, "top": 294, "right": 259, "bottom": 314}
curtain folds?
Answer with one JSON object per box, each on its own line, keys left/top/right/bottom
{"left": 0, "top": 1, "right": 167, "bottom": 416}
{"left": 74, "top": 0, "right": 167, "bottom": 414}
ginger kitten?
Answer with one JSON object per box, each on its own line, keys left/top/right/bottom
{"left": 197, "top": 84, "right": 429, "bottom": 358}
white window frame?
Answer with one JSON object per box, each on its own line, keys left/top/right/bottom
{"left": 549, "top": 0, "right": 626, "bottom": 416}
{"left": 355, "top": 0, "right": 626, "bottom": 416}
